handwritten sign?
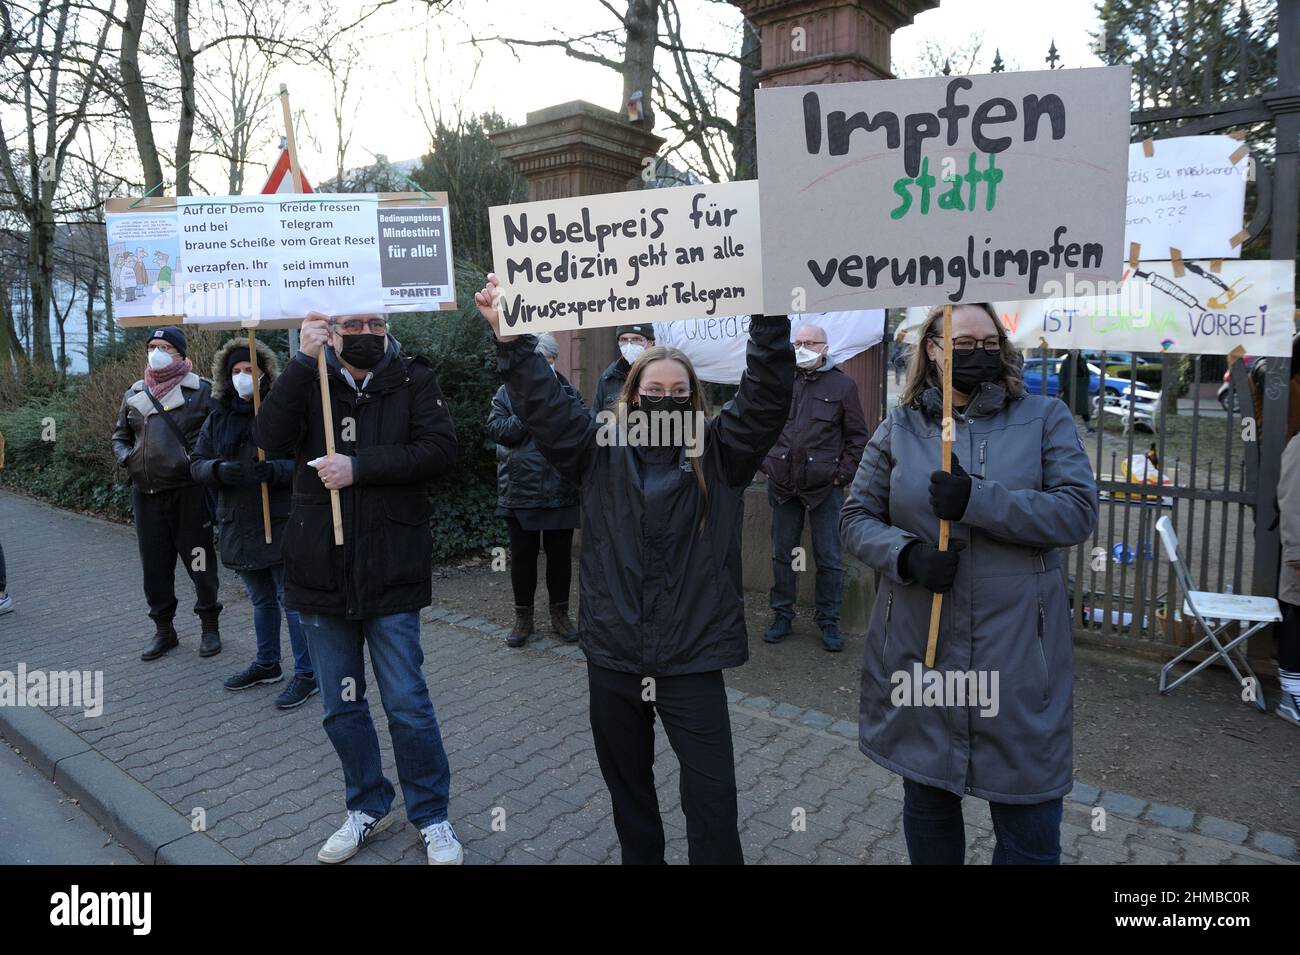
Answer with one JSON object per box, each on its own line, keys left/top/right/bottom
{"left": 488, "top": 181, "right": 763, "bottom": 333}
{"left": 903, "top": 259, "right": 1296, "bottom": 356}
{"left": 1125, "top": 135, "right": 1249, "bottom": 260}
{"left": 755, "top": 66, "right": 1131, "bottom": 311}
{"left": 654, "top": 310, "right": 884, "bottom": 384}
{"left": 104, "top": 193, "right": 456, "bottom": 327}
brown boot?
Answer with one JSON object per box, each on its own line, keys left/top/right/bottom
{"left": 549, "top": 602, "right": 578, "bottom": 643}
{"left": 507, "top": 606, "right": 534, "bottom": 648}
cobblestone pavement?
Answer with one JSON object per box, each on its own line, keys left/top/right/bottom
{"left": 0, "top": 491, "right": 1291, "bottom": 864}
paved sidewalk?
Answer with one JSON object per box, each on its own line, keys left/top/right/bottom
{"left": 0, "top": 490, "right": 1290, "bottom": 864}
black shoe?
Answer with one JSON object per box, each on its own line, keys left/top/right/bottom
{"left": 141, "top": 625, "right": 179, "bottom": 662}
{"left": 549, "top": 602, "right": 579, "bottom": 643}
{"left": 764, "top": 614, "right": 792, "bottom": 644}
{"left": 199, "top": 629, "right": 222, "bottom": 657}
{"left": 507, "top": 606, "right": 534, "bottom": 648}
{"left": 224, "top": 661, "right": 283, "bottom": 691}
{"left": 820, "top": 623, "right": 844, "bottom": 653}
{"left": 274, "top": 675, "right": 319, "bottom": 710}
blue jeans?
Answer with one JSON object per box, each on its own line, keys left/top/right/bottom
{"left": 239, "top": 566, "right": 311, "bottom": 677}
{"left": 769, "top": 487, "right": 844, "bottom": 626}
{"left": 300, "top": 610, "right": 451, "bottom": 829}
{"left": 902, "top": 778, "right": 1063, "bottom": 865}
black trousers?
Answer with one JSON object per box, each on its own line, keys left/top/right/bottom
{"left": 587, "top": 663, "right": 743, "bottom": 865}
{"left": 132, "top": 485, "right": 221, "bottom": 625}
{"left": 504, "top": 516, "right": 573, "bottom": 607}
{"left": 1279, "top": 601, "right": 1300, "bottom": 671}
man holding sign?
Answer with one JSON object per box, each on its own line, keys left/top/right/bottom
{"left": 255, "top": 311, "right": 464, "bottom": 865}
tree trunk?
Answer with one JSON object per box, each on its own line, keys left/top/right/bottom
{"left": 621, "top": 0, "right": 658, "bottom": 131}
{"left": 121, "top": 0, "right": 165, "bottom": 191}
{"left": 85, "top": 266, "right": 99, "bottom": 369}
{"left": 28, "top": 207, "right": 55, "bottom": 365}
{"left": 733, "top": 18, "right": 759, "bottom": 181}
{"left": 174, "top": 0, "right": 195, "bottom": 196}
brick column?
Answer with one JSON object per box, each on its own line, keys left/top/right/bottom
{"left": 490, "top": 101, "right": 665, "bottom": 404}
{"left": 733, "top": 0, "right": 938, "bottom": 627}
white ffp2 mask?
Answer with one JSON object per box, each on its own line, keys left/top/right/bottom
{"left": 147, "top": 348, "right": 174, "bottom": 371}
{"left": 232, "top": 372, "right": 257, "bottom": 399}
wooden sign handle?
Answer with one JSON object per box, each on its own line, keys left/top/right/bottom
{"left": 247, "top": 329, "right": 273, "bottom": 545}
{"left": 280, "top": 84, "right": 343, "bottom": 546}
{"left": 924, "top": 303, "right": 954, "bottom": 669}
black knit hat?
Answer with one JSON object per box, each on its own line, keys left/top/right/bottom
{"left": 615, "top": 324, "right": 655, "bottom": 341}
{"left": 149, "top": 326, "right": 187, "bottom": 358}
{"left": 223, "top": 345, "right": 252, "bottom": 379}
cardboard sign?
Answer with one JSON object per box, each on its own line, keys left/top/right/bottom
{"left": 755, "top": 66, "right": 1131, "bottom": 311}
{"left": 489, "top": 181, "right": 763, "bottom": 333}
{"left": 654, "top": 310, "right": 885, "bottom": 384}
{"left": 902, "top": 259, "right": 1296, "bottom": 356}
{"left": 104, "top": 192, "right": 456, "bottom": 328}
{"left": 1125, "top": 135, "right": 1249, "bottom": 260}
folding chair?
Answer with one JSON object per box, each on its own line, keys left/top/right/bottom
{"left": 1155, "top": 516, "right": 1280, "bottom": 711}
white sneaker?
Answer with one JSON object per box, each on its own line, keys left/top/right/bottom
{"left": 420, "top": 820, "right": 464, "bottom": 865}
{"left": 317, "top": 810, "right": 393, "bottom": 863}
{"left": 0, "top": 594, "right": 12, "bottom": 615}
{"left": 1277, "top": 692, "right": 1300, "bottom": 727}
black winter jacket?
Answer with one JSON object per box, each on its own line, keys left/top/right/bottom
{"left": 498, "top": 315, "right": 794, "bottom": 676}
{"left": 486, "top": 378, "right": 581, "bottom": 511}
{"left": 253, "top": 339, "right": 458, "bottom": 618}
{"left": 592, "top": 357, "right": 629, "bottom": 414}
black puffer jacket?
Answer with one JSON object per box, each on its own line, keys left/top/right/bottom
{"left": 498, "top": 315, "right": 794, "bottom": 675}
{"left": 110, "top": 370, "right": 216, "bottom": 493}
{"left": 253, "top": 337, "right": 458, "bottom": 618}
{"left": 592, "top": 357, "right": 629, "bottom": 413}
{"left": 486, "top": 378, "right": 582, "bottom": 510}
{"left": 191, "top": 337, "right": 295, "bottom": 571}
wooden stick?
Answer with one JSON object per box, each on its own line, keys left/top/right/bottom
{"left": 279, "top": 84, "right": 343, "bottom": 546}
{"left": 247, "top": 329, "right": 273, "bottom": 545}
{"left": 924, "top": 303, "right": 954, "bottom": 668}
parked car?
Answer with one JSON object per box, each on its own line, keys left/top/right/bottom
{"left": 1217, "top": 356, "right": 1255, "bottom": 412}
{"left": 1078, "top": 350, "right": 1159, "bottom": 370}
{"left": 1023, "top": 356, "right": 1161, "bottom": 431}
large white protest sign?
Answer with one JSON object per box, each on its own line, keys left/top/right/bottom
{"left": 1125, "top": 135, "right": 1249, "bottom": 260}
{"left": 655, "top": 310, "right": 885, "bottom": 384}
{"left": 488, "top": 181, "right": 762, "bottom": 333}
{"left": 755, "top": 66, "right": 1131, "bottom": 312}
{"left": 104, "top": 193, "right": 457, "bottom": 327}
{"left": 902, "top": 259, "right": 1296, "bottom": 357}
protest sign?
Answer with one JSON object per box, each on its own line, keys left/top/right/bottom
{"left": 754, "top": 66, "right": 1131, "bottom": 312}
{"left": 488, "top": 181, "right": 763, "bottom": 333}
{"left": 104, "top": 192, "right": 457, "bottom": 328}
{"left": 902, "top": 259, "right": 1296, "bottom": 356}
{"left": 1125, "top": 135, "right": 1249, "bottom": 260}
{"left": 654, "top": 309, "right": 884, "bottom": 384}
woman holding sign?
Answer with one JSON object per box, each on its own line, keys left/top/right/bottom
{"left": 475, "top": 272, "right": 794, "bottom": 865}
{"left": 841, "top": 302, "right": 1098, "bottom": 865}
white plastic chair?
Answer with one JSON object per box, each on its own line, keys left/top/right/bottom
{"left": 1155, "top": 516, "right": 1280, "bottom": 711}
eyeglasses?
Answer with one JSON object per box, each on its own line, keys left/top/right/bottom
{"left": 336, "top": 318, "right": 388, "bottom": 334}
{"left": 927, "top": 335, "right": 1001, "bottom": 353}
{"left": 639, "top": 387, "right": 691, "bottom": 399}
{"left": 792, "top": 340, "right": 826, "bottom": 349}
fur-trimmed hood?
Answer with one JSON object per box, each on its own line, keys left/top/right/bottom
{"left": 210, "top": 336, "right": 281, "bottom": 403}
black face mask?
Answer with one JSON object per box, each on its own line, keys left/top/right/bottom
{"left": 338, "top": 333, "right": 386, "bottom": 369}
{"left": 949, "top": 349, "right": 1002, "bottom": 394}
{"left": 638, "top": 394, "right": 691, "bottom": 412}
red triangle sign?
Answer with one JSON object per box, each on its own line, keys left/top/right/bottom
{"left": 260, "top": 148, "right": 313, "bottom": 194}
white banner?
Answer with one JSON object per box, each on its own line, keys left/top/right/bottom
{"left": 654, "top": 310, "right": 885, "bottom": 384}
{"left": 104, "top": 193, "right": 456, "bottom": 326}
{"left": 489, "top": 181, "right": 763, "bottom": 333}
{"left": 1125, "top": 135, "right": 1249, "bottom": 260}
{"left": 902, "top": 259, "right": 1296, "bottom": 356}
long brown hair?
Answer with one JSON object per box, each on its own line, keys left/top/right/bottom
{"left": 618, "top": 345, "right": 710, "bottom": 527}
{"left": 900, "top": 302, "right": 1025, "bottom": 407}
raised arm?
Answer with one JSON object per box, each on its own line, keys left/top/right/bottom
{"left": 958, "top": 399, "right": 1099, "bottom": 549}
{"left": 715, "top": 314, "right": 796, "bottom": 487}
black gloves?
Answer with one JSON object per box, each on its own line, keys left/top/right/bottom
{"left": 928, "top": 453, "right": 972, "bottom": 521}
{"left": 215, "top": 461, "right": 246, "bottom": 485}
{"left": 252, "top": 460, "right": 276, "bottom": 483}
{"left": 900, "top": 540, "right": 966, "bottom": 594}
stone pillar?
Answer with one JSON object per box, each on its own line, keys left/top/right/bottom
{"left": 489, "top": 101, "right": 665, "bottom": 404}
{"left": 732, "top": 0, "right": 938, "bottom": 631}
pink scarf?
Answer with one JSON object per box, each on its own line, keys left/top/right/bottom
{"left": 144, "top": 356, "right": 193, "bottom": 402}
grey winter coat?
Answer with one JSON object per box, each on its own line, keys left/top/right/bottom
{"left": 841, "top": 382, "right": 1098, "bottom": 804}
{"left": 1278, "top": 433, "right": 1300, "bottom": 606}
